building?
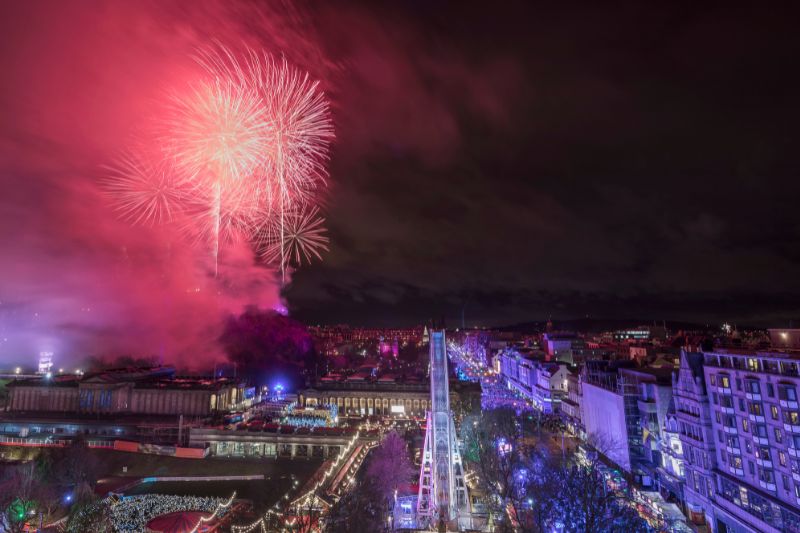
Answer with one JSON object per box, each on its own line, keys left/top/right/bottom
{"left": 37, "top": 351, "right": 53, "bottom": 375}
{"left": 6, "top": 367, "right": 241, "bottom": 417}
{"left": 496, "top": 349, "right": 568, "bottom": 413}
{"left": 769, "top": 328, "right": 800, "bottom": 350}
{"left": 672, "top": 350, "right": 715, "bottom": 529}
{"left": 700, "top": 349, "right": 800, "bottom": 532}
{"left": 581, "top": 363, "right": 674, "bottom": 486}
{"left": 298, "top": 374, "right": 476, "bottom": 418}
{"left": 532, "top": 363, "right": 569, "bottom": 414}
{"left": 560, "top": 369, "right": 584, "bottom": 437}
{"left": 657, "top": 402, "right": 685, "bottom": 507}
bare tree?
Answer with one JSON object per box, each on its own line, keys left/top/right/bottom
{"left": 462, "top": 408, "right": 531, "bottom": 532}
{"left": 324, "top": 476, "right": 385, "bottom": 533}
{"left": 366, "top": 431, "right": 415, "bottom": 510}
{"left": 0, "top": 462, "right": 46, "bottom": 533}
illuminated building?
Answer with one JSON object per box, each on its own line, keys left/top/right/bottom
{"left": 301, "top": 379, "right": 443, "bottom": 417}
{"left": 560, "top": 369, "right": 584, "bottom": 437}
{"left": 581, "top": 365, "right": 673, "bottom": 486}
{"left": 6, "top": 367, "right": 241, "bottom": 416}
{"left": 769, "top": 328, "right": 800, "bottom": 350}
{"left": 698, "top": 350, "right": 800, "bottom": 532}
{"left": 37, "top": 351, "right": 53, "bottom": 375}
{"left": 496, "top": 349, "right": 569, "bottom": 413}
{"left": 657, "top": 403, "right": 685, "bottom": 508}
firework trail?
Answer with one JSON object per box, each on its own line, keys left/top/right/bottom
{"left": 105, "top": 45, "right": 333, "bottom": 282}
{"left": 258, "top": 204, "right": 329, "bottom": 267}
{"left": 162, "top": 75, "right": 270, "bottom": 274}
{"left": 197, "top": 48, "right": 334, "bottom": 281}
{"left": 102, "top": 152, "right": 185, "bottom": 226}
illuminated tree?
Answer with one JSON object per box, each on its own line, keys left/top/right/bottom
{"left": 366, "top": 431, "right": 415, "bottom": 507}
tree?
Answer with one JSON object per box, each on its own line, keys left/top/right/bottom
{"left": 461, "top": 408, "right": 530, "bottom": 533}
{"left": 53, "top": 437, "right": 101, "bottom": 488}
{"left": 0, "top": 462, "right": 56, "bottom": 533}
{"left": 520, "top": 435, "right": 651, "bottom": 533}
{"left": 219, "top": 307, "right": 318, "bottom": 385}
{"left": 366, "top": 431, "right": 415, "bottom": 506}
{"left": 65, "top": 492, "right": 113, "bottom": 533}
{"left": 324, "top": 476, "right": 385, "bottom": 533}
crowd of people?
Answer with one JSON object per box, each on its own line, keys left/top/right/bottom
{"left": 109, "top": 494, "right": 229, "bottom": 532}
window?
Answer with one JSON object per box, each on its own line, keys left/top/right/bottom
{"left": 775, "top": 428, "right": 783, "bottom": 443}
{"left": 736, "top": 378, "right": 742, "bottom": 391}
{"left": 710, "top": 375, "right": 717, "bottom": 386}
{"left": 785, "top": 411, "right": 800, "bottom": 425}
{"left": 731, "top": 456, "right": 743, "bottom": 469}
{"left": 767, "top": 383, "right": 775, "bottom": 397}
{"left": 755, "top": 424, "right": 768, "bottom": 438}
{"left": 742, "top": 418, "right": 749, "bottom": 432}
{"left": 755, "top": 447, "right": 771, "bottom": 461}
{"left": 779, "top": 385, "right": 798, "bottom": 402}
{"left": 771, "top": 405, "right": 779, "bottom": 420}
{"left": 758, "top": 468, "right": 775, "bottom": 484}
{"left": 779, "top": 451, "right": 787, "bottom": 466}
{"left": 718, "top": 430, "right": 724, "bottom": 442}
{"left": 738, "top": 398, "right": 745, "bottom": 411}
{"left": 749, "top": 402, "right": 764, "bottom": 416}
{"left": 746, "top": 380, "right": 760, "bottom": 394}
{"left": 745, "top": 440, "right": 753, "bottom": 453}
{"left": 782, "top": 474, "right": 790, "bottom": 492}
{"left": 748, "top": 460, "right": 755, "bottom": 475}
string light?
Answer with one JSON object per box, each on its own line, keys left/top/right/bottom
{"left": 188, "top": 492, "right": 236, "bottom": 533}
{"left": 231, "top": 420, "right": 383, "bottom": 532}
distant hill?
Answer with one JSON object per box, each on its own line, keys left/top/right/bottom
{"left": 495, "top": 318, "right": 727, "bottom": 334}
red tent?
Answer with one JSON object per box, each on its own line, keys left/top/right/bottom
{"left": 146, "top": 511, "right": 212, "bottom": 533}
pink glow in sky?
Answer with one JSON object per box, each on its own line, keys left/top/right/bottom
{"left": 0, "top": 1, "right": 335, "bottom": 369}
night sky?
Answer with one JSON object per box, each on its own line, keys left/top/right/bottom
{"left": 1, "top": 1, "right": 799, "bottom": 365}
{"left": 288, "top": 2, "right": 800, "bottom": 327}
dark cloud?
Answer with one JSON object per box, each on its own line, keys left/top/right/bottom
{"left": 286, "top": 1, "right": 800, "bottom": 327}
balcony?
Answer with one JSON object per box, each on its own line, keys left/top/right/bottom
{"left": 790, "top": 447, "right": 799, "bottom": 458}
{"left": 746, "top": 392, "right": 762, "bottom": 401}
{"left": 718, "top": 386, "right": 732, "bottom": 395}
{"left": 725, "top": 445, "right": 741, "bottom": 456}
{"left": 637, "top": 399, "right": 657, "bottom": 414}
{"left": 793, "top": 472, "right": 800, "bottom": 482}
{"left": 723, "top": 426, "right": 738, "bottom": 435}
{"left": 756, "top": 458, "right": 773, "bottom": 468}
{"left": 753, "top": 435, "right": 769, "bottom": 445}
{"left": 759, "top": 480, "right": 777, "bottom": 492}
{"left": 748, "top": 414, "right": 766, "bottom": 423}
{"left": 780, "top": 399, "right": 799, "bottom": 409}
{"left": 784, "top": 423, "right": 800, "bottom": 434}
{"left": 720, "top": 406, "right": 735, "bottom": 414}
{"left": 728, "top": 465, "right": 744, "bottom": 476}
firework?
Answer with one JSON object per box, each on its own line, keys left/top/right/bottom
{"left": 197, "top": 47, "right": 334, "bottom": 280}
{"left": 103, "top": 152, "right": 185, "bottom": 226}
{"left": 258, "top": 205, "right": 329, "bottom": 268}
{"left": 105, "top": 45, "right": 334, "bottom": 281}
{"left": 161, "top": 74, "right": 270, "bottom": 272}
